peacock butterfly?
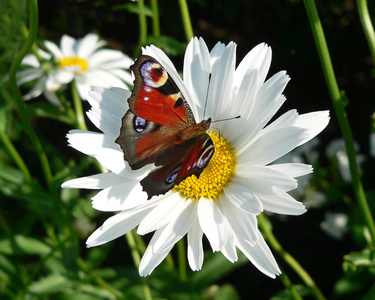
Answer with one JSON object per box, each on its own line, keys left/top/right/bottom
{"left": 116, "top": 55, "right": 215, "bottom": 199}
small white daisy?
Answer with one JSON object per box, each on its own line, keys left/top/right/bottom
{"left": 62, "top": 37, "right": 330, "bottom": 277}
{"left": 16, "top": 33, "right": 133, "bottom": 104}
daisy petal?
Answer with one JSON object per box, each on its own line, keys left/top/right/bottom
{"left": 91, "top": 181, "right": 147, "bottom": 211}
{"left": 60, "top": 35, "right": 76, "bottom": 57}
{"left": 187, "top": 219, "right": 204, "bottom": 271}
{"left": 137, "top": 193, "right": 183, "bottom": 234}
{"left": 197, "top": 198, "right": 227, "bottom": 252}
{"left": 220, "top": 194, "right": 258, "bottom": 245}
{"left": 86, "top": 208, "right": 150, "bottom": 247}
{"left": 224, "top": 180, "right": 263, "bottom": 214}
{"left": 61, "top": 172, "right": 125, "bottom": 189}
{"left": 139, "top": 227, "right": 174, "bottom": 276}
{"left": 153, "top": 200, "right": 197, "bottom": 253}
{"left": 237, "top": 234, "right": 281, "bottom": 278}
{"left": 257, "top": 187, "right": 306, "bottom": 215}
{"left": 267, "top": 163, "right": 313, "bottom": 178}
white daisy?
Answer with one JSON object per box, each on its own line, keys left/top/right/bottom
{"left": 16, "top": 33, "right": 133, "bottom": 104}
{"left": 62, "top": 37, "right": 330, "bottom": 278}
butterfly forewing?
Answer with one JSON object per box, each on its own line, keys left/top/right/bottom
{"left": 116, "top": 54, "right": 214, "bottom": 199}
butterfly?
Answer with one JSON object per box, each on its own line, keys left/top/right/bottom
{"left": 116, "top": 55, "right": 215, "bottom": 200}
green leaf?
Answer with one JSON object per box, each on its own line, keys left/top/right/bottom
{"left": 0, "top": 161, "right": 24, "bottom": 184}
{"left": 343, "top": 250, "right": 375, "bottom": 272}
{"left": 28, "top": 273, "right": 71, "bottom": 295}
{"left": 114, "top": 3, "right": 153, "bottom": 16}
{"left": 0, "top": 234, "right": 51, "bottom": 256}
{"left": 25, "top": 102, "right": 75, "bottom": 124}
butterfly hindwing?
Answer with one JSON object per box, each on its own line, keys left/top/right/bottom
{"left": 140, "top": 136, "right": 215, "bottom": 199}
{"left": 116, "top": 54, "right": 214, "bottom": 199}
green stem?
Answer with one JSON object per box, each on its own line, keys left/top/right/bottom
{"left": 303, "top": 0, "right": 375, "bottom": 252}
{"left": 258, "top": 214, "right": 326, "bottom": 300}
{"left": 71, "top": 81, "right": 87, "bottom": 131}
{"left": 150, "top": 0, "right": 160, "bottom": 37}
{"left": 177, "top": 239, "right": 187, "bottom": 281}
{"left": 8, "top": 0, "right": 53, "bottom": 189}
{"left": 0, "top": 129, "right": 31, "bottom": 182}
{"left": 279, "top": 269, "right": 303, "bottom": 300}
{"left": 178, "top": 0, "right": 194, "bottom": 42}
{"left": 125, "top": 230, "right": 153, "bottom": 300}
{"left": 137, "top": 0, "right": 147, "bottom": 51}
{"left": 357, "top": 0, "right": 375, "bottom": 64}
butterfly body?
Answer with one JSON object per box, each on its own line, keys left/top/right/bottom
{"left": 116, "top": 55, "right": 214, "bottom": 199}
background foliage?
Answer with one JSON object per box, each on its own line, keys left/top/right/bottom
{"left": 1, "top": 0, "right": 375, "bottom": 299}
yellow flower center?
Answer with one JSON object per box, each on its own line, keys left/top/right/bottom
{"left": 174, "top": 131, "right": 236, "bottom": 200}
{"left": 58, "top": 56, "right": 89, "bottom": 72}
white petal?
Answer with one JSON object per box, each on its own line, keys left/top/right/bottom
{"left": 61, "top": 172, "right": 125, "bottom": 189}
{"left": 86, "top": 105, "right": 122, "bottom": 137}
{"left": 220, "top": 194, "right": 258, "bottom": 245}
{"left": 17, "top": 69, "right": 44, "bottom": 86}
{"left": 139, "top": 227, "right": 174, "bottom": 276}
{"left": 223, "top": 180, "right": 263, "bottom": 214}
{"left": 197, "top": 198, "right": 227, "bottom": 252}
{"left": 187, "top": 219, "right": 204, "bottom": 271}
{"left": 67, "top": 130, "right": 150, "bottom": 180}
{"left": 237, "top": 233, "right": 281, "bottom": 279}
{"left": 43, "top": 90, "right": 61, "bottom": 105}
{"left": 137, "top": 193, "right": 183, "bottom": 234}
{"left": 267, "top": 163, "right": 313, "bottom": 178}
{"left": 87, "top": 86, "right": 130, "bottom": 118}
{"left": 77, "top": 34, "right": 106, "bottom": 58}
{"left": 21, "top": 54, "right": 40, "bottom": 67}
{"left": 219, "top": 220, "right": 238, "bottom": 262}
{"left": 22, "top": 77, "right": 46, "bottom": 100}
{"left": 183, "top": 37, "right": 211, "bottom": 121}
{"left": 75, "top": 77, "right": 91, "bottom": 100}
{"left": 91, "top": 181, "right": 147, "bottom": 211}
{"left": 206, "top": 42, "right": 236, "bottom": 120}
{"left": 153, "top": 200, "right": 197, "bottom": 253}
{"left": 239, "top": 126, "right": 307, "bottom": 166}
{"left": 60, "top": 35, "right": 76, "bottom": 57}
{"left": 109, "top": 69, "right": 133, "bottom": 86}
{"left": 294, "top": 111, "right": 330, "bottom": 147}
{"left": 256, "top": 187, "right": 306, "bottom": 215}
{"left": 235, "top": 165, "right": 298, "bottom": 192}
{"left": 86, "top": 208, "right": 150, "bottom": 247}
{"left": 88, "top": 49, "right": 132, "bottom": 68}
{"left": 44, "top": 40, "right": 63, "bottom": 59}
{"left": 51, "top": 69, "right": 74, "bottom": 84}
{"left": 234, "top": 43, "right": 272, "bottom": 90}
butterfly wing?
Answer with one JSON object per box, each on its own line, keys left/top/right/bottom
{"left": 116, "top": 55, "right": 214, "bottom": 199}
{"left": 140, "top": 136, "right": 214, "bottom": 199}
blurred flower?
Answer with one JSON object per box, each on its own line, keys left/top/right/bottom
{"left": 370, "top": 133, "right": 375, "bottom": 158}
{"left": 326, "top": 138, "right": 365, "bottom": 182}
{"left": 321, "top": 212, "right": 348, "bottom": 240}
{"left": 16, "top": 33, "right": 133, "bottom": 104}
{"left": 62, "top": 38, "right": 329, "bottom": 277}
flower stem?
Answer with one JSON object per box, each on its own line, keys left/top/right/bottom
{"left": 278, "top": 269, "right": 303, "bottom": 300}
{"left": 0, "top": 129, "right": 31, "bottom": 182}
{"left": 125, "top": 230, "right": 153, "bottom": 300}
{"left": 303, "top": 0, "right": 375, "bottom": 252}
{"left": 177, "top": 239, "right": 187, "bottom": 281}
{"left": 150, "top": 0, "right": 160, "bottom": 37}
{"left": 137, "top": 0, "right": 147, "bottom": 47}
{"left": 258, "top": 214, "right": 326, "bottom": 300}
{"left": 8, "top": 0, "right": 53, "bottom": 189}
{"left": 178, "top": 0, "right": 194, "bottom": 42}
{"left": 71, "top": 81, "right": 87, "bottom": 131}
{"left": 357, "top": 0, "right": 375, "bottom": 64}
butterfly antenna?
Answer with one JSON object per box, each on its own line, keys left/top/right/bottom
{"left": 214, "top": 151, "right": 226, "bottom": 164}
{"left": 203, "top": 73, "right": 212, "bottom": 120}
{"left": 211, "top": 115, "right": 241, "bottom": 123}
